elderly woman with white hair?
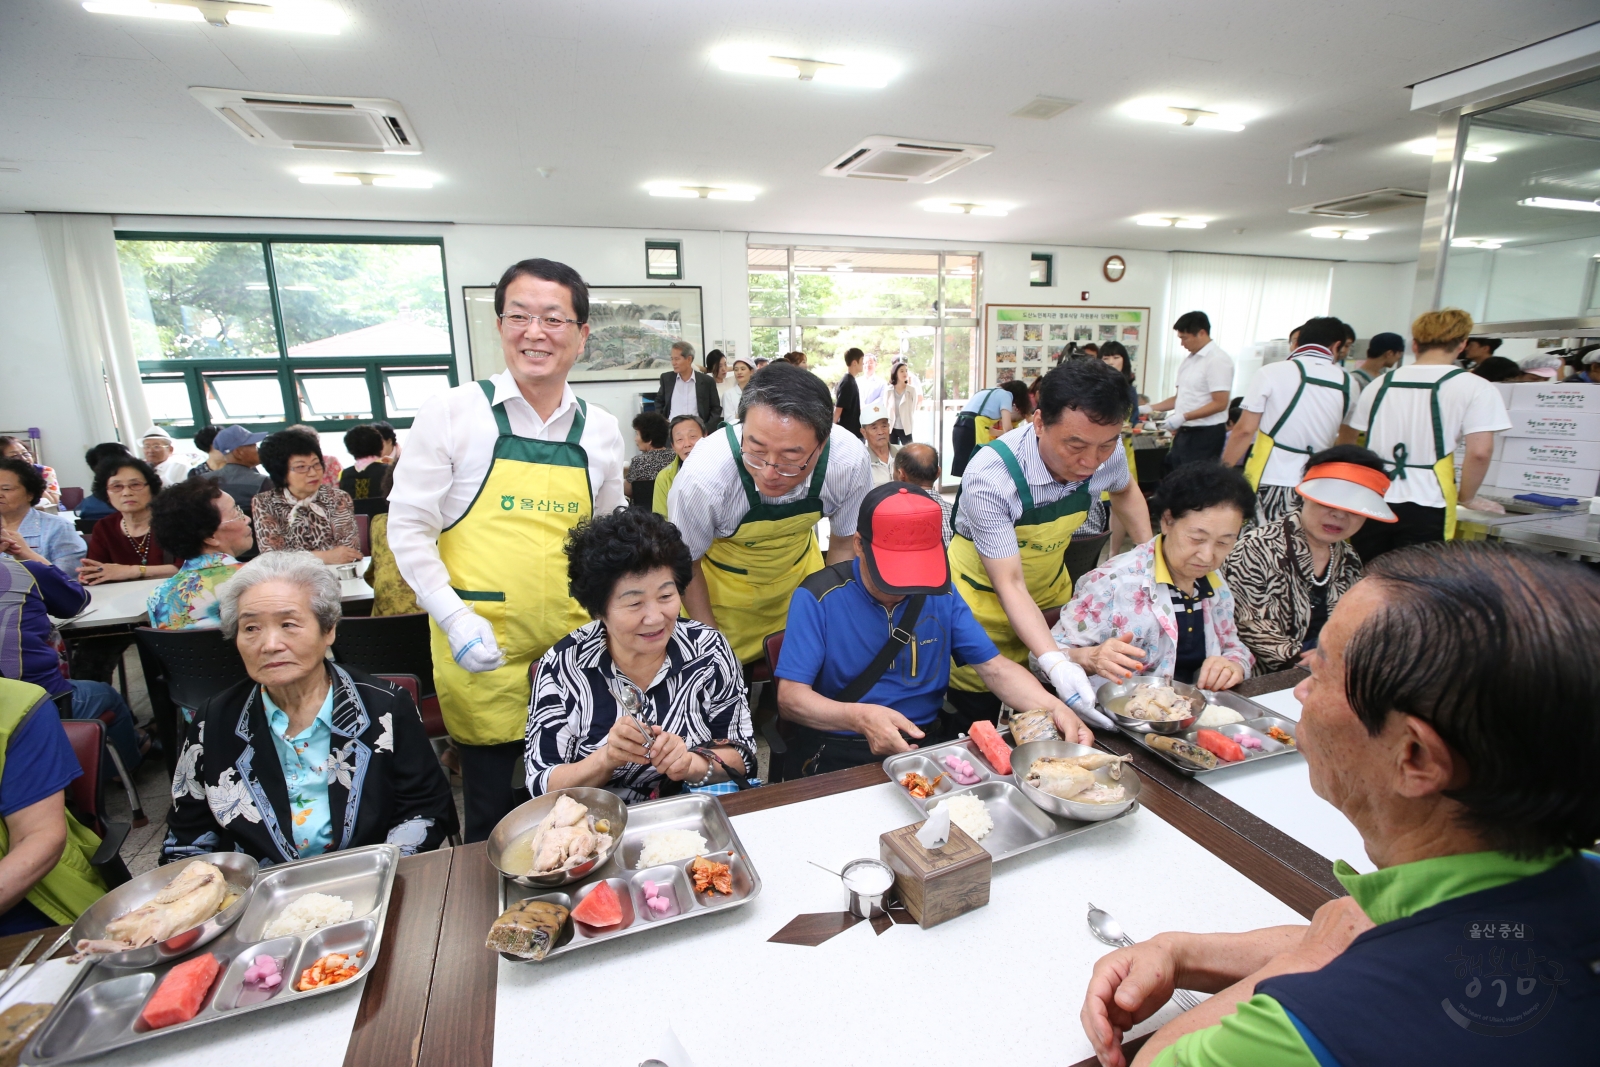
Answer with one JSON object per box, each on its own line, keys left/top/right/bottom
{"left": 161, "top": 551, "right": 457, "bottom": 865}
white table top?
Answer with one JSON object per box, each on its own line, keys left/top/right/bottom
{"left": 494, "top": 782, "right": 1306, "bottom": 1067}
{"left": 57, "top": 559, "right": 375, "bottom": 631}
{"left": 1205, "top": 688, "right": 1374, "bottom": 874}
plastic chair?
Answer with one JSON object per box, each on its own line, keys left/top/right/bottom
{"left": 1042, "top": 606, "right": 1062, "bottom": 630}
{"left": 352, "top": 497, "right": 389, "bottom": 518}
{"left": 1064, "top": 531, "right": 1111, "bottom": 590}
{"left": 59, "top": 486, "right": 85, "bottom": 511}
{"left": 355, "top": 513, "right": 371, "bottom": 556}
{"left": 753, "top": 630, "right": 787, "bottom": 758}
{"left": 332, "top": 614, "right": 444, "bottom": 738}
{"left": 54, "top": 687, "right": 147, "bottom": 829}
{"left": 60, "top": 718, "right": 133, "bottom": 888}
{"left": 374, "top": 673, "right": 420, "bottom": 705}
{"left": 134, "top": 626, "right": 250, "bottom": 713}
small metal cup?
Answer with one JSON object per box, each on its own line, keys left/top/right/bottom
{"left": 840, "top": 858, "right": 895, "bottom": 919}
{"left": 335, "top": 563, "right": 359, "bottom": 581}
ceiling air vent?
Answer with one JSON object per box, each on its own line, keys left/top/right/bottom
{"left": 821, "top": 135, "right": 992, "bottom": 183}
{"left": 1011, "top": 96, "right": 1079, "bottom": 120}
{"left": 189, "top": 88, "right": 422, "bottom": 154}
{"left": 1289, "top": 187, "right": 1427, "bottom": 219}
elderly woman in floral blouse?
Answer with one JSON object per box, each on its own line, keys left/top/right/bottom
{"left": 251, "top": 430, "right": 362, "bottom": 565}
{"left": 162, "top": 551, "right": 456, "bottom": 864}
{"left": 1049, "top": 463, "right": 1255, "bottom": 691}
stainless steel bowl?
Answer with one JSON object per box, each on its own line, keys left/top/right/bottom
{"left": 1099, "top": 677, "right": 1202, "bottom": 734}
{"left": 487, "top": 787, "right": 629, "bottom": 887}
{"left": 70, "top": 852, "right": 258, "bottom": 970}
{"left": 1010, "top": 738, "right": 1142, "bottom": 822}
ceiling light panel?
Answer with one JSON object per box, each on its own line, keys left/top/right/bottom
{"left": 1404, "top": 137, "right": 1497, "bottom": 162}
{"left": 1451, "top": 238, "right": 1505, "bottom": 250}
{"left": 1121, "top": 98, "right": 1255, "bottom": 132}
{"left": 920, "top": 200, "right": 1010, "bottom": 216}
{"left": 1135, "top": 214, "right": 1208, "bottom": 228}
{"left": 1308, "top": 227, "right": 1373, "bottom": 240}
{"left": 711, "top": 45, "right": 899, "bottom": 87}
{"left": 645, "top": 181, "right": 758, "bottom": 201}
{"left": 297, "top": 169, "right": 437, "bottom": 188}
{"left": 1518, "top": 197, "right": 1600, "bottom": 212}
{"left": 82, "top": 0, "right": 346, "bottom": 33}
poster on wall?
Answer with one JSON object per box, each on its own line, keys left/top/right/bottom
{"left": 463, "top": 285, "right": 705, "bottom": 382}
{"left": 982, "top": 304, "right": 1152, "bottom": 390}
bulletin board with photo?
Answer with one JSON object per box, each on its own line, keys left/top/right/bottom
{"left": 983, "top": 304, "right": 1151, "bottom": 388}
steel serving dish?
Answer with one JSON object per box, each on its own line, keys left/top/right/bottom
{"left": 487, "top": 787, "right": 629, "bottom": 888}
{"left": 1010, "top": 738, "right": 1142, "bottom": 822}
{"left": 1098, "top": 678, "right": 1203, "bottom": 734}
{"left": 68, "top": 852, "right": 258, "bottom": 971}
{"left": 22, "top": 844, "right": 399, "bottom": 1066}
{"left": 496, "top": 792, "right": 762, "bottom": 963}
{"left": 1128, "top": 712, "right": 1302, "bottom": 776}
{"left": 884, "top": 736, "right": 1139, "bottom": 863}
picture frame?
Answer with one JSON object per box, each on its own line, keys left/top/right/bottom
{"left": 982, "top": 303, "right": 1152, "bottom": 388}
{"left": 462, "top": 284, "right": 705, "bottom": 382}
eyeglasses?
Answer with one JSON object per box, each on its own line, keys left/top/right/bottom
{"left": 107, "top": 480, "right": 149, "bottom": 493}
{"left": 741, "top": 441, "right": 822, "bottom": 478}
{"left": 219, "top": 505, "right": 248, "bottom": 523}
{"left": 287, "top": 461, "right": 324, "bottom": 476}
{"left": 500, "top": 312, "right": 581, "bottom": 332}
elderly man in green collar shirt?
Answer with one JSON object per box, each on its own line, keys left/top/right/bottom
{"left": 1081, "top": 541, "right": 1599, "bottom": 1067}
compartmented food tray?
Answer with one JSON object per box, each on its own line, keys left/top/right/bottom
{"left": 22, "top": 844, "right": 399, "bottom": 1066}
{"left": 883, "top": 738, "right": 1138, "bottom": 863}
{"left": 1119, "top": 713, "right": 1301, "bottom": 776}
{"left": 496, "top": 792, "right": 762, "bottom": 963}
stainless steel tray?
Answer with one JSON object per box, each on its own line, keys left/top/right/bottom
{"left": 1118, "top": 712, "right": 1301, "bottom": 776}
{"left": 882, "top": 737, "right": 1139, "bottom": 863}
{"left": 23, "top": 844, "right": 400, "bottom": 1066}
{"left": 496, "top": 792, "right": 763, "bottom": 963}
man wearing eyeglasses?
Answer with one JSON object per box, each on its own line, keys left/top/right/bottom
{"left": 389, "top": 258, "right": 624, "bottom": 842}
{"left": 669, "top": 361, "right": 872, "bottom": 671}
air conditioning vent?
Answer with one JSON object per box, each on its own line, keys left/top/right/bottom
{"left": 1011, "top": 96, "right": 1078, "bottom": 120}
{"left": 821, "top": 135, "right": 992, "bottom": 183}
{"left": 190, "top": 88, "right": 423, "bottom": 154}
{"left": 1289, "top": 187, "right": 1427, "bottom": 218}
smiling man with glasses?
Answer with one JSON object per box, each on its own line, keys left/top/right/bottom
{"left": 388, "top": 257, "right": 624, "bottom": 842}
{"left": 668, "top": 361, "right": 872, "bottom": 679}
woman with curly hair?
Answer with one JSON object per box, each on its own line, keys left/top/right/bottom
{"left": 524, "top": 508, "right": 755, "bottom": 803}
{"left": 250, "top": 429, "right": 361, "bottom": 564}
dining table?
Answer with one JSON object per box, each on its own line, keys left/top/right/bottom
{"left": 0, "top": 668, "right": 1356, "bottom": 1067}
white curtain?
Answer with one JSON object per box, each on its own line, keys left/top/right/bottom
{"left": 34, "top": 213, "right": 150, "bottom": 444}
{"left": 1157, "top": 252, "right": 1334, "bottom": 399}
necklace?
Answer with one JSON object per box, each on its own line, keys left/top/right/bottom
{"left": 121, "top": 514, "right": 152, "bottom": 566}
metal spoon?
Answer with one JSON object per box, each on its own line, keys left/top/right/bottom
{"left": 0, "top": 934, "right": 43, "bottom": 991}
{"left": 1087, "top": 903, "right": 1202, "bottom": 1011}
{"left": 611, "top": 678, "right": 652, "bottom": 754}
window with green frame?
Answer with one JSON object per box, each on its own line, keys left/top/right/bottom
{"left": 117, "top": 233, "right": 458, "bottom": 433}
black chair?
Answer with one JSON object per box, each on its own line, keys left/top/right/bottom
{"left": 134, "top": 626, "right": 250, "bottom": 772}
{"left": 331, "top": 613, "right": 444, "bottom": 737}
{"left": 628, "top": 478, "right": 656, "bottom": 509}
{"left": 61, "top": 718, "right": 133, "bottom": 889}
{"left": 1064, "top": 532, "right": 1112, "bottom": 589}
{"left": 351, "top": 497, "right": 389, "bottom": 518}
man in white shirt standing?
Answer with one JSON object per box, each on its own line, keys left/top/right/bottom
{"left": 1148, "top": 311, "right": 1234, "bottom": 473}
{"left": 1223, "top": 317, "right": 1358, "bottom": 526}
{"left": 655, "top": 342, "right": 721, "bottom": 430}
{"left": 1340, "top": 309, "right": 1510, "bottom": 562}
{"left": 389, "top": 258, "right": 624, "bottom": 841}
{"left": 140, "top": 427, "right": 191, "bottom": 486}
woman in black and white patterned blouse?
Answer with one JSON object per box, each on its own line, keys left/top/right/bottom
{"left": 525, "top": 509, "right": 754, "bottom": 804}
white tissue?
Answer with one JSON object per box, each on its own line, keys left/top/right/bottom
{"left": 916, "top": 805, "right": 951, "bottom": 849}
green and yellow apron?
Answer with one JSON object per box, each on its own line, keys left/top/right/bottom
{"left": 948, "top": 439, "right": 1091, "bottom": 692}
{"left": 651, "top": 456, "right": 680, "bottom": 519}
{"left": 702, "top": 425, "right": 829, "bottom": 665}
{"left": 971, "top": 387, "right": 1006, "bottom": 445}
{"left": 429, "top": 381, "right": 593, "bottom": 746}
{"left": 1366, "top": 367, "right": 1467, "bottom": 541}
{"left": 1243, "top": 358, "right": 1351, "bottom": 490}
{"left": 0, "top": 680, "right": 108, "bottom": 924}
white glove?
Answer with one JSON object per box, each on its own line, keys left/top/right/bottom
{"left": 1137, "top": 404, "right": 1153, "bottom": 416}
{"left": 1165, "top": 410, "right": 1186, "bottom": 431}
{"left": 442, "top": 607, "right": 506, "bottom": 673}
{"left": 1038, "top": 651, "right": 1112, "bottom": 730}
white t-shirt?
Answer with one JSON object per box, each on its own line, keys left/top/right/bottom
{"left": 1241, "top": 348, "right": 1358, "bottom": 487}
{"left": 1348, "top": 365, "right": 1511, "bottom": 508}
{"left": 1173, "top": 341, "right": 1234, "bottom": 426}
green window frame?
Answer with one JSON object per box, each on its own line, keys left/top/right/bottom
{"left": 118, "top": 231, "right": 458, "bottom": 434}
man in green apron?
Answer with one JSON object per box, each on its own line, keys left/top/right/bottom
{"left": 390, "top": 259, "right": 625, "bottom": 841}
{"left": 947, "top": 360, "right": 1152, "bottom": 730}
{"left": 1223, "top": 317, "right": 1357, "bottom": 526}
{"left": 1347, "top": 331, "right": 1405, "bottom": 392}
{"left": 670, "top": 362, "right": 872, "bottom": 667}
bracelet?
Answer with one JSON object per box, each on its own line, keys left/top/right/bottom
{"left": 688, "top": 748, "right": 717, "bottom": 788}
{"left": 139, "top": 565, "right": 147, "bottom": 578}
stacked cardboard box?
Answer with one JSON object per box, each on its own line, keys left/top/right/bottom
{"left": 1484, "top": 383, "right": 1600, "bottom": 498}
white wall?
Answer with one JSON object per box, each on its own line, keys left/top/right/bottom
{"left": 1329, "top": 261, "right": 1418, "bottom": 341}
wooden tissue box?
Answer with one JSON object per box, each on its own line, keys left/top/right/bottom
{"left": 879, "top": 820, "right": 991, "bottom": 928}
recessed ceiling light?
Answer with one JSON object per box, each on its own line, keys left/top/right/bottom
{"left": 1404, "top": 137, "right": 1496, "bottom": 162}
{"left": 297, "top": 169, "right": 436, "bottom": 188}
{"left": 1518, "top": 196, "right": 1600, "bottom": 213}
{"left": 711, "top": 45, "right": 899, "bottom": 88}
{"left": 920, "top": 200, "right": 1010, "bottom": 217}
{"left": 1451, "top": 237, "right": 1505, "bottom": 250}
{"left": 1134, "top": 214, "right": 1208, "bottom": 229}
{"left": 1308, "top": 227, "right": 1372, "bottom": 240}
{"left": 645, "top": 181, "right": 758, "bottom": 201}
{"left": 81, "top": 0, "right": 345, "bottom": 33}
{"left": 1121, "top": 98, "right": 1254, "bottom": 132}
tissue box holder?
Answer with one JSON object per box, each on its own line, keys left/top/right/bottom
{"left": 880, "top": 820, "right": 991, "bottom": 928}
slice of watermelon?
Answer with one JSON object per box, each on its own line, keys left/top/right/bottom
{"left": 571, "top": 881, "right": 623, "bottom": 928}
{"left": 1195, "top": 729, "right": 1246, "bottom": 763}
{"left": 968, "top": 720, "right": 1012, "bottom": 775}
{"left": 140, "top": 953, "right": 222, "bottom": 1030}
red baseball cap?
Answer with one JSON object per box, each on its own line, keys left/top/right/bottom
{"left": 858, "top": 484, "right": 950, "bottom": 595}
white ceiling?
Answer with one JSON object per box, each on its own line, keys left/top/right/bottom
{"left": 0, "top": 0, "right": 1594, "bottom": 262}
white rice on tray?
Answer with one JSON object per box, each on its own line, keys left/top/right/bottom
{"left": 262, "top": 892, "right": 355, "bottom": 939}
{"left": 635, "top": 829, "right": 709, "bottom": 869}
{"left": 933, "top": 794, "right": 993, "bottom": 841}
